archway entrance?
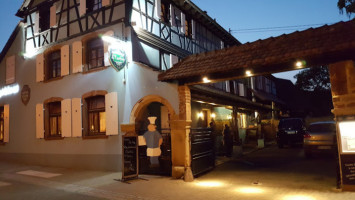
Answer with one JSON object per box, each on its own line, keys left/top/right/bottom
{"left": 130, "top": 96, "right": 177, "bottom": 176}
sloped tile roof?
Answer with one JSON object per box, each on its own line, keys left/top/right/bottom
{"left": 158, "top": 19, "right": 355, "bottom": 83}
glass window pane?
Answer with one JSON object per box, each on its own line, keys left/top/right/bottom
{"left": 50, "top": 117, "right": 57, "bottom": 135}
{"left": 100, "top": 112, "right": 106, "bottom": 133}
{"left": 58, "top": 116, "right": 62, "bottom": 135}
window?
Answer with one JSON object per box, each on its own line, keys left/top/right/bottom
{"left": 39, "top": 6, "right": 50, "bottom": 31}
{"left": 47, "top": 50, "right": 61, "bottom": 80}
{"left": 185, "top": 16, "right": 192, "bottom": 37}
{"left": 87, "top": 0, "right": 102, "bottom": 13}
{"left": 0, "top": 107, "right": 4, "bottom": 142}
{"left": 87, "top": 38, "right": 104, "bottom": 70}
{"left": 161, "top": 0, "right": 170, "bottom": 24}
{"left": 48, "top": 102, "right": 62, "bottom": 138}
{"left": 87, "top": 96, "right": 106, "bottom": 135}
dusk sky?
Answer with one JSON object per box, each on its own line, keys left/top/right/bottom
{"left": 0, "top": 0, "right": 351, "bottom": 82}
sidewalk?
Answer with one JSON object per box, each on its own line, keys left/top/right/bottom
{"left": 0, "top": 152, "right": 353, "bottom": 200}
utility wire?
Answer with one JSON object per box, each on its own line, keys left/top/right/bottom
{"left": 230, "top": 22, "right": 336, "bottom": 34}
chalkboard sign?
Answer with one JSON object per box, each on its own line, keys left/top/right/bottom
{"left": 122, "top": 135, "right": 138, "bottom": 180}
{"left": 341, "top": 154, "right": 355, "bottom": 185}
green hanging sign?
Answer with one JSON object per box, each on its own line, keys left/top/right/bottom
{"left": 109, "top": 46, "right": 127, "bottom": 71}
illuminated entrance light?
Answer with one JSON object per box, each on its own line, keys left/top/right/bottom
{"left": 211, "top": 113, "right": 216, "bottom": 118}
{"left": 203, "top": 77, "right": 211, "bottom": 83}
{"left": 195, "top": 181, "right": 224, "bottom": 187}
{"left": 197, "top": 112, "right": 204, "bottom": 118}
{"left": 235, "top": 187, "right": 264, "bottom": 194}
{"left": 0, "top": 84, "right": 20, "bottom": 99}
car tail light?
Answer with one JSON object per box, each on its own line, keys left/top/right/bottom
{"left": 304, "top": 132, "right": 311, "bottom": 138}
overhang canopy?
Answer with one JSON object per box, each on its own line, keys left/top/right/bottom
{"left": 158, "top": 20, "right": 355, "bottom": 84}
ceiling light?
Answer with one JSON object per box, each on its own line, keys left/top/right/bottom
{"left": 203, "top": 77, "right": 211, "bottom": 83}
{"left": 245, "top": 70, "right": 252, "bottom": 76}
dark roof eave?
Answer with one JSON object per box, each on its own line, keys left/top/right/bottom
{"left": 0, "top": 23, "right": 22, "bottom": 63}
{"left": 158, "top": 19, "right": 355, "bottom": 83}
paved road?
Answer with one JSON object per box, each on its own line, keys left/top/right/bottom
{"left": 0, "top": 145, "right": 352, "bottom": 200}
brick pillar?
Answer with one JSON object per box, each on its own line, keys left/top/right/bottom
{"left": 170, "top": 85, "right": 193, "bottom": 181}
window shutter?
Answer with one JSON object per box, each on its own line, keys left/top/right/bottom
{"left": 4, "top": 104, "right": 9, "bottom": 143}
{"left": 36, "top": 54, "right": 44, "bottom": 82}
{"left": 102, "top": 0, "right": 110, "bottom": 7}
{"left": 72, "top": 98, "right": 82, "bottom": 137}
{"left": 5, "top": 55, "right": 15, "bottom": 85}
{"left": 36, "top": 104, "right": 44, "bottom": 139}
{"left": 80, "top": 0, "right": 86, "bottom": 16}
{"left": 191, "top": 20, "right": 196, "bottom": 39}
{"left": 72, "top": 41, "right": 83, "bottom": 73}
{"left": 50, "top": 4, "right": 57, "bottom": 27}
{"left": 61, "top": 99, "right": 72, "bottom": 137}
{"left": 155, "top": 0, "right": 161, "bottom": 19}
{"left": 170, "top": 54, "right": 178, "bottom": 68}
{"left": 34, "top": 12, "right": 39, "bottom": 33}
{"left": 61, "top": 45, "right": 70, "bottom": 76}
{"left": 103, "top": 31, "right": 113, "bottom": 67}
{"left": 181, "top": 13, "right": 185, "bottom": 34}
{"left": 105, "top": 92, "right": 118, "bottom": 136}
{"left": 170, "top": 5, "right": 176, "bottom": 26}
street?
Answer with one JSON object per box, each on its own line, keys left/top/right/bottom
{"left": 0, "top": 145, "right": 352, "bottom": 200}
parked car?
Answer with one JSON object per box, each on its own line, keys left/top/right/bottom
{"left": 304, "top": 121, "right": 337, "bottom": 158}
{"left": 277, "top": 118, "right": 306, "bottom": 148}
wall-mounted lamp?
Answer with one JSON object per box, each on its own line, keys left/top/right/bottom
{"left": 211, "top": 113, "right": 216, "bottom": 118}
{"left": 197, "top": 112, "right": 204, "bottom": 119}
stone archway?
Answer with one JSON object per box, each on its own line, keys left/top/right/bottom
{"left": 127, "top": 95, "right": 178, "bottom": 176}
{"left": 129, "top": 95, "right": 177, "bottom": 124}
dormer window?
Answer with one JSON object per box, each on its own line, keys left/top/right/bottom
{"left": 39, "top": 5, "right": 50, "bottom": 31}
{"left": 87, "top": 0, "right": 102, "bottom": 13}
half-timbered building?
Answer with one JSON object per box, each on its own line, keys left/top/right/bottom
{"left": 0, "top": 0, "right": 240, "bottom": 179}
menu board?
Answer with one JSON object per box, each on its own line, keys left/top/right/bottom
{"left": 341, "top": 154, "right": 355, "bottom": 185}
{"left": 122, "top": 135, "right": 138, "bottom": 180}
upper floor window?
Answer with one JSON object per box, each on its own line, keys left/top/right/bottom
{"left": 39, "top": 5, "right": 50, "bottom": 31}
{"left": 47, "top": 50, "right": 61, "bottom": 80}
{"left": 48, "top": 102, "right": 62, "bottom": 138}
{"left": 0, "top": 107, "right": 4, "bottom": 142}
{"left": 87, "top": 95, "right": 106, "bottom": 136}
{"left": 185, "top": 16, "right": 192, "bottom": 37}
{"left": 87, "top": 38, "right": 104, "bottom": 70}
{"left": 161, "top": 0, "right": 170, "bottom": 24}
{"left": 87, "top": 0, "right": 102, "bottom": 13}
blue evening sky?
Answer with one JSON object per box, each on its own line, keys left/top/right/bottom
{"left": 0, "top": 0, "right": 351, "bottom": 82}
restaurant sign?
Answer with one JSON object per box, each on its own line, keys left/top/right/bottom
{"left": 108, "top": 45, "right": 127, "bottom": 71}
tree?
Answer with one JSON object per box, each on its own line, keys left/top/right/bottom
{"left": 294, "top": 66, "right": 330, "bottom": 92}
{"left": 338, "top": 0, "right": 355, "bottom": 17}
